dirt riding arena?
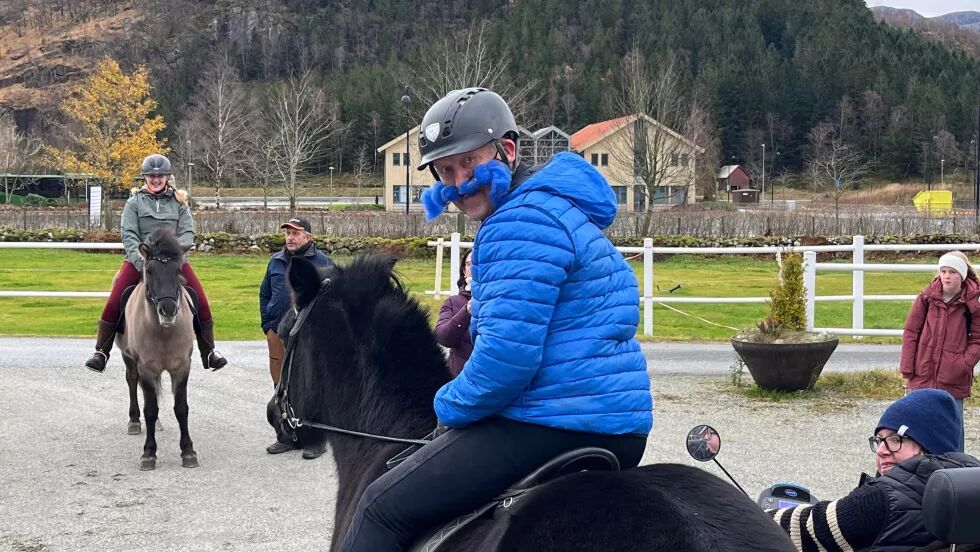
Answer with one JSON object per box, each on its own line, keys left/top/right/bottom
{"left": 2, "top": 337, "right": 976, "bottom": 551}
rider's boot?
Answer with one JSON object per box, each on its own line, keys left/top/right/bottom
{"left": 196, "top": 318, "right": 227, "bottom": 370}
{"left": 85, "top": 320, "right": 117, "bottom": 373}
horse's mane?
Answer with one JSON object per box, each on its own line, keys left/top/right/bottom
{"left": 288, "top": 253, "right": 450, "bottom": 441}
{"left": 145, "top": 227, "right": 184, "bottom": 261}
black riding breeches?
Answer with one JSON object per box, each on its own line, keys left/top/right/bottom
{"left": 336, "top": 416, "right": 648, "bottom": 552}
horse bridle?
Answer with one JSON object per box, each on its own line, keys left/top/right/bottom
{"left": 273, "top": 276, "right": 428, "bottom": 447}
{"left": 144, "top": 256, "right": 182, "bottom": 309}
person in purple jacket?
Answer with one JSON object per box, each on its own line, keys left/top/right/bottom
{"left": 434, "top": 250, "right": 473, "bottom": 377}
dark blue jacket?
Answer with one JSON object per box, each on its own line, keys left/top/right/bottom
{"left": 433, "top": 152, "right": 652, "bottom": 435}
{"left": 259, "top": 244, "right": 333, "bottom": 333}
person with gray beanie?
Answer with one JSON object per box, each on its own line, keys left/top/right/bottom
{"left": 767, "top": 389, "right": 978, "bottom": 551}
{"left": 901, "top": 250, "right": 980, "bottom": 452}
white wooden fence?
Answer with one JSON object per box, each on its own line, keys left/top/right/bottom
{"left": 426, "top": 233, "right": 980, "bottom": 337}
{"left": 0, "top": 242, "right": 123, "bottom": 298}
{"left": 4, "top": 237, "right": 980, "bottom": 337}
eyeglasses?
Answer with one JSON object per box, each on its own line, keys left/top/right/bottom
{"left": 868, "top": 434, "right": 905, "bottom": 454}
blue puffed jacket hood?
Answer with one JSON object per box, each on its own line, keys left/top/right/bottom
{"left": 433, "top": 152, "right": 653, "bottom": 436}
{"left": 502, "top": 152, "right": 618, "bottom": 229}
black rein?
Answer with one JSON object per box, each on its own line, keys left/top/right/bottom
{"left": 273, "top": 277, "right": 428, "bottom": 447}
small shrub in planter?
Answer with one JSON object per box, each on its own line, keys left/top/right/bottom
{"left": 731, "top": 252, "right": 839, "bottom": 391}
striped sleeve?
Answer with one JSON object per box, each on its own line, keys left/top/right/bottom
{"left": 765, "top": 484, "right": 887, "bottom": 552}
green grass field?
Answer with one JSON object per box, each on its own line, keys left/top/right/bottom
{"left": 0, "top": 249, "right": 938, "bottom": 341}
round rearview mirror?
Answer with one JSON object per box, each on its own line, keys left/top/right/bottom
{"left": 686, "top": 424, "right": 721, "bottom": 462}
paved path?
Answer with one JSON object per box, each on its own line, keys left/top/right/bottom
{"left": 0, "top": 337, "right": 936, "bottom": 552}
{"left": 642, "top": 342, "right": 900, "bottom": 375}
{"left": 0, "top": 338, "right": 901, "bottom": 377}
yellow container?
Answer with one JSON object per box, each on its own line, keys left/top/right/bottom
{"left": 912, "top": 190, "right": 953, "bottom": 215}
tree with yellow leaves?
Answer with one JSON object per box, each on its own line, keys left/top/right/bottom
{"left": 48, "top": 58, "right": 166, "bottom": 226}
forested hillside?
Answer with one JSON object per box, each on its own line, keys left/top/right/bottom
{"left": 2, "top": 0, "right": 978, "bottom": 186}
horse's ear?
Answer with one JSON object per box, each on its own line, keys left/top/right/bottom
{"left": 288, "top": 256, "right": 321, "bottom": 310}
{"left": 382, "top": 254, "right": 398, "bottom": 273}
{"left": 138, "top": 243, "right": 148, "bottom": 260}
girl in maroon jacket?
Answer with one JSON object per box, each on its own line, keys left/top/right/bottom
{"left": 434, "top": 250, "right": 473, "bottom": 377}
{"left": 901, "top": 250, "right": 980, "bottom": 451}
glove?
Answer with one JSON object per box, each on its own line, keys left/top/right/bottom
{"left": 431, "top": 421, "right": 451, "bottom": 439}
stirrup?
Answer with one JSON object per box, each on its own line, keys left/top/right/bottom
{"left": 205, "top": 350, "right": 227, "bottom": 370}
{"left": 86, "top": 350, "right": 108, "bottom": 373}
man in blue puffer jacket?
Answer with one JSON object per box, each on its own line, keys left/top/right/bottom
{"left": 338, "top": 88, "right": 653, "bottom": 552}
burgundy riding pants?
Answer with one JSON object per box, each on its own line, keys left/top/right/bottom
{"left": 99, "top": 260, "right": 213, "bottom": 323}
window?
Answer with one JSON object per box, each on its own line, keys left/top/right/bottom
{"left": 392, "top": 153, "right": 401, "bottom": 166}
{"left": 403, "top": 152, "right": 410, "bottom": 166}
{"left": 394, "top": 185, "right": 410, "bottom": 203}
{"left": 670, "top": 153, "right": 680, "bottom": 166}
{"left": 600, "top": 153, "right": 609, "bottom": 167}
{"left": 680, "top": 154, "right": 689, "bottom": 167}
{"left": 633, "top": 185, "right": 646, "bottom": 211}
{"left": 591, "top": 153, "right": 599, "bottom": 166}
{"left": 653, "top": 185, "right": 688, "bottom": 205}
{"left": 611, "top": 185, "right": 627, "bottom": 204}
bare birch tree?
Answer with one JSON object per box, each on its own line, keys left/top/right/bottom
{"left": 806, "top": 122, "right": 870, "bottom": 228}
{"left": 266, "top": 71, "right": 340, "bottom": 216}
{"left": 352, "top": 143, "right": 371, "bottom": 196}
{"left": 861, "top": 90, "right": 886, "bottom": 173}
{"left": 187, "top": 54, "right": 251, "bottom": 209}
{"left": 237, "top": 118, "right": 280, "bottom": 212}
{"left": 932, "top": 130, "right": 962, "bottom": 180}
{"left": 608, "top": 47, "right": 710, "bottom": 235}
{"left": 399, "top": 19, "right": 540, "bottom": 126}
{"left": 0, "top": 111, "right": 43, "bottom": 203}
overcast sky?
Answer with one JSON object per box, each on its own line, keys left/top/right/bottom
{"left": 865, "top": 0, "right": 979, "bottom": 18}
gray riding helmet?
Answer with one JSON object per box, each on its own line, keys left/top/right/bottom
{"left": 416, "top": 88, "right": 518, "bottom": 171}
{"left": 141, "top": 154, "right": 172, "bottom": 176}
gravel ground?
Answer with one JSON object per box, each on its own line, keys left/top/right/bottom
{"left": 1, "top": 338, "right": 976, "bottom": 551}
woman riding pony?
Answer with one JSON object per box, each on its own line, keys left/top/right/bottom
{"left": 84, "top": 153, "right": 227, "bottom": 373}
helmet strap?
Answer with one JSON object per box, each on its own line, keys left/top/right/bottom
{"left": 492, "top": 140, "right": 519, "bottom": 175}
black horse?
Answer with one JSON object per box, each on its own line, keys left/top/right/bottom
{"left": 280, "top": 254, "right": 795, "bottom": 551}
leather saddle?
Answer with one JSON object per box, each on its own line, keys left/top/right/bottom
{"left": 409, "top": 447, "right": 620, "bottom": 552}
{"left": 116, "top": 284, "right": 200, "bottom": 335}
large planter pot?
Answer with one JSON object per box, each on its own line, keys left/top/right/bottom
{"left": 731, "top": 336, "right": 840, "bottom": 392}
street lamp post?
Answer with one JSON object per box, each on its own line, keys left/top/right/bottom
{"left": 973, "top": 136, "right": 979, "bottom": 223}
{"left": 401, "top": 90, "right": 411, "bottom": 216}
{"left": 187, "top": 162, "right": 194, "bottom": 202}
{"left": 186, "top": 138, "right": 193, "bottom": 200}
{"left": 727, "top": 154, "right": 736, "bottom": 203}
{"left": 328, "top": 165, "right": 335, "bottom": 189}
{"left": 760, "top": 143, "right": 766, "bottom": 206}
{"left": 771, "top": 151, "right": 780, "bottom": 206}
{"left": 940, "top": 159, "right": 945, "bottom": 186}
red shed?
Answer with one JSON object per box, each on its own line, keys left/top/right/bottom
{"left": 716, "top": 165, "right": 751, "bottom": 191}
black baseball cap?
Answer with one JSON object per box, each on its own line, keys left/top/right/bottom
{"left": 280, "top": 218, "right": 311, "bottom": 233}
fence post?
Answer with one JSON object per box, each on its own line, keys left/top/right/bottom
{"left": 804, "top": 250, "right": 816, "bottom": 331}
{"left": 643, "top": 238, "right": 653, "bottom": 336}
{"left": 433, "top": 238, "right": 444, "bottom": 297}
{"left": 852, "top": 235, "right": 864, "bottom": 339}
{"left": 449, "top": 232, "right": 461, "bottom": 294}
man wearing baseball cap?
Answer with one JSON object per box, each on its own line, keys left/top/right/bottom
{"left": 260, "top": 216, "right": 334, "bottom": 458}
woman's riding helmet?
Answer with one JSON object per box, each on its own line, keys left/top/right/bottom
{"left": 141, "top": 154, "right": 173, "bottom": 176}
